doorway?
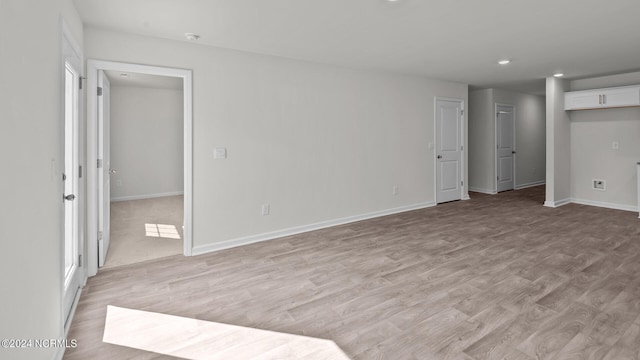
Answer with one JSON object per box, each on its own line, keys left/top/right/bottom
{"left": 86, "top": 61, "right": 193, "bottom": 276}
{"left": 435, "top": 98, "right": 465, "bottom": 203}
{"left": 496, "top": 104, "right": 515, "bottom": 192}
{"left": 103, "top": 70, "right": 185, "bottom": 268}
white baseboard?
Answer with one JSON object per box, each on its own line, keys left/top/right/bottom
{"left": 192, "top": 201, "right": 436, "bottom": 256}
{"left": 515, "top": 181, "right": 545, "bottom": 190}
{"left": 470, "top": 182, "right": 545, "bottom": 195}
{"left": 462, "top": 193, "right": 471, "bottom": 200}
{"left": 570, "top": 198, "right": 638, "bottom": 213}
{"left": 54, "top": 287, "right": 82, "bottom": 360}
{"left": 468, "top": 187, "right": 496, "bottom": 195}
{"left": 111, "top": 191, "right": 184, "bottom": 202}
{"left": 543, "top": 198, "right": 571, "bottom": 208}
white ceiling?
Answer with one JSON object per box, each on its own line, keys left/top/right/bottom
{"left": 75, "top": 0, "right": 640, "bottom": 95}
{"left": 104, "top": 70, "right": 183, "bottom": 90}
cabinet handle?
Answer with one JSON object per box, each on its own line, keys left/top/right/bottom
{"left": 599, "top": 95, "right": 602, "bottom": 104}
{"left": 603, "top": 94, "right": 606, "bottom": 104}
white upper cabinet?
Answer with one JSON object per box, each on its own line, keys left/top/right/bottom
{"left": 564, "top": 85, "right": 640, "bottom": 110}
{"left": 565, "top": 91, "right": 602, "bottom": 110}
{"left": 604, "top": 86, "right": 640, "bottom": 108}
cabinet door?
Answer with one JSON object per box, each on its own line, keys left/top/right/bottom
{"left": 602, "top": 87, "right": 640, "bottom": 108}
{"left": 564, "top": 90, "right": 602, "bottom": 110}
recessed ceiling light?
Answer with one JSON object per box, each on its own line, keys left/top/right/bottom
{"left": 498, "top": 60, "right": 511, "bottom": 65}
{"left": 120, "top": 73, "right": 129, "bottom": 78}
{"left": 185, "top": 33, "right": 200, "bottom": 41}
{"left": 553, "top": 73, "right": 564, "bottom": 77}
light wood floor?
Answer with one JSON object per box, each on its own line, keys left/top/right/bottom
{"left": 65, "top": 186, "right": 640, "bottom": 359}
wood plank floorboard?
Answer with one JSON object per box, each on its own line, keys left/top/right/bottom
{"left": 64, "top": 186, "right": 640, "bottom": 359}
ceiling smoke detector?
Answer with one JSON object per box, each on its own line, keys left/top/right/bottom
{"left": 185, "top": 33, "right": 200, "bottom": 41}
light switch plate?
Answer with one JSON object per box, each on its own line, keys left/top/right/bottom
{"left": 214, "top": 147, "right": 227, "bottom": 159}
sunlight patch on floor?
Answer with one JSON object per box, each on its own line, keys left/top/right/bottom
{"left": 103, "top": 306, "right": 351, "bottom": 359}
{"left": 145, "top": 223, "right": 181, "bottom": 239}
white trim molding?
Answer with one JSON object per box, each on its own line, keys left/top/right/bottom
{"left": 192, "top": 202, "right": 436, "bottom": 256}
{"left": 56, "top": 287, "right": 82, "bottom": 360}
{"left": 543, "top": 198, "right": 571, "bottom": 208}
{"left": 570, "top": 198, "right": 638, "bottom": 213}
{"left": 111, "top": 191, "right": 184, "bottom": 202}
{"left": 515, "top": 181, "right": 546, "bottom": 190}
{"left": 543, "top": 197, "right": 637, "bottom": 212}
{"left": 468, "top": 187, "right": 497, "bottom": 195}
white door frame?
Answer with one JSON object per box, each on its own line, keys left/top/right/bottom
{"left": 433, "top": 97, "right": 465, "bottom": 203}
{"left": 61, "top": 19, "right": 85, "bottom": 336}
{"left": 494, "top": 103, "right": 516, "bottom": 192}
{"left": 86, "top": 60, "right": 193, "bottom": 276}
{"left": 97, "top": 70, "right": 112, "bottom": 267}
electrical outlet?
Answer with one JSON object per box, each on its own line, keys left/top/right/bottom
{"left": 116, "top": 180, "right": 123, "bottom": 187}
{"left": 392, "top": 185, "right": 399, "bottom": 196}
{"left": 261, "top": 204, "right": 270, "bottom": 216}
{"left": 612, "top": 141, "right": 619, "bottom": 150}
{"left": 592, "top": 179, "right": 606, "bottom": 191}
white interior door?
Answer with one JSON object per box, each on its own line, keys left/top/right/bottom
{"left": 98, "top": 70, "right": 111, "bottom": 267}
{"left": 435, "top": 99, "right": 463, "bottom": 203}
{"left": 496, "top": 104, "right": 515, "bottom": 192}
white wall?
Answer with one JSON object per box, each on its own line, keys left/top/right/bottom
{"left": 568, "top": 72, "right": 640, "bottom": 211}
{"left": 0, "top": 0, "right": 83, "bottom": 359}
{"left": 468, "top": 88, "right": 546, "bottom": 194}
{"left": 468, "top": 89, "right": 494, "bottom": 193}
{"left": 570, "top": 71, "right": 640, "bottom": 91}
{"left": 110, "top": 86, "right": 184, "bottom": 201}
{"left": 545, "top": 77, "right": 572, "bottom": 207}
{"left": 83, "top": 28, "right": 468, "bottom": 251}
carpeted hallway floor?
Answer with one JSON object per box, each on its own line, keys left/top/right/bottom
{"left": 103, "top": 195, "right": 184, "bottom": 269}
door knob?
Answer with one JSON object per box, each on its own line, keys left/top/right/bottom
{"left": 109, "top": 169, "right": 117, "bottom": 175}
{"left": 437, "top": 155, "right": 443, "bottom": 159}
{"left": 64, "top": 194, "right": 76, "bottom": 201}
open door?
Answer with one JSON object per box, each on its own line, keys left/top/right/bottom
{"left": 97, "top": 70, "right": 111, "bottom": 267}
